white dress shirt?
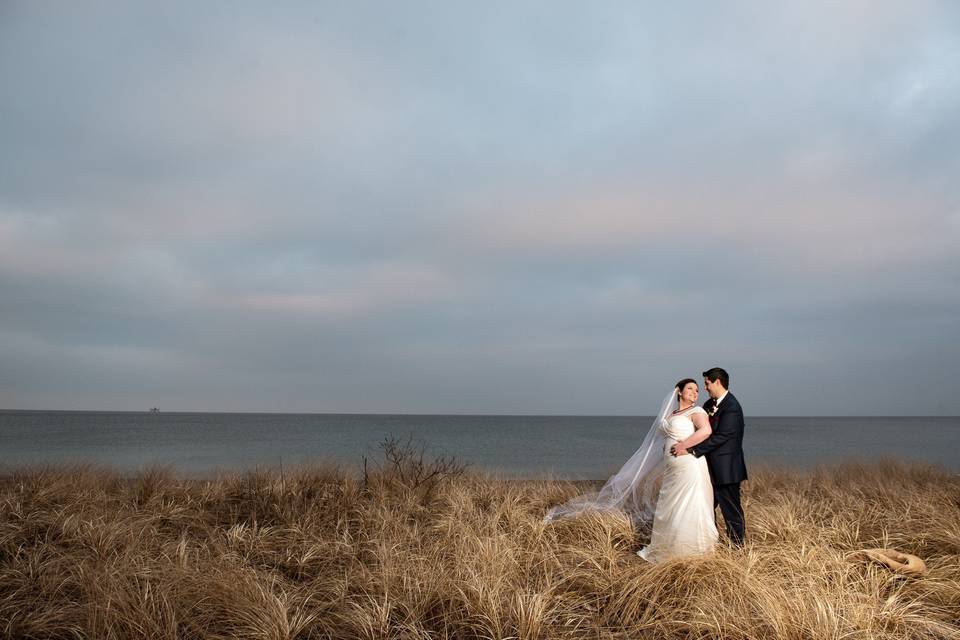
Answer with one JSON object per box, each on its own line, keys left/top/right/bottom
{"left": 714, "top": 390, "right": 729, "bottom": 408}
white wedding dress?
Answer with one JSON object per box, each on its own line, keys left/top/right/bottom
{"left": 636, "top": 406, "right": 719, "bottom": 563}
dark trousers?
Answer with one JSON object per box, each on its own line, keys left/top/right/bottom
{"left": 714, "top": 482, "right": 745, "bottom": 546}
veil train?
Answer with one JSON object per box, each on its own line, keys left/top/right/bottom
{"left": 543, "top": 388, "right": 677, "bottom": 526}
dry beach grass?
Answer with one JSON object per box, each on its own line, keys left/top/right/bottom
{"left": 1, "top": 442, "right": 958, "bottom": 639}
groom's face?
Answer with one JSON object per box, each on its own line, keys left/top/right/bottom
{"left": 704, "top": 377, "right": 721, "bottom": 398}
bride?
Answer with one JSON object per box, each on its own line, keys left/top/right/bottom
{"left": 544, "top": 379, "right": 718, "bottom": 563}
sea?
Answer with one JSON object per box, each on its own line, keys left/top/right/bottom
{"left": 1, "top": 411, "right": 957, "bottom": 478}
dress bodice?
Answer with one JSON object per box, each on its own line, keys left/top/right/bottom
{"left": 660, "top": 407, "right": 705, "bottom": 440}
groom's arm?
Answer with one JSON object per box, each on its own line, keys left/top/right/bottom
{"left": 689, "top": 404, "right": 742, "bottom": 457}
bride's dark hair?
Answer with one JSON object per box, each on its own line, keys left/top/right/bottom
{"left": 675, "top": 378, "right": 697, "bottom": 397}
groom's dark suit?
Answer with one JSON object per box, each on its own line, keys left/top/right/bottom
{"left": 689, "top": 392, "right": 747, "bottom": 545}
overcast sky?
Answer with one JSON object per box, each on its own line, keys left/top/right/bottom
{"left": 1, "top": 2, "right": 958, "bottom": 415}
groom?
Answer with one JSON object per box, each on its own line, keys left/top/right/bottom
{"left": 670, "top": 367, "right": 748, "bottom": 546}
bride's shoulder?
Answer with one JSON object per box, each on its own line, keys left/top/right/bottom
{"left": 691, "top": 406, "right": 708, "bottom": 415}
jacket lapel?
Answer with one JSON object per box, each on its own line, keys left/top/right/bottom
{"left": 710, "top": 393, "right": 734, "bottom": 423}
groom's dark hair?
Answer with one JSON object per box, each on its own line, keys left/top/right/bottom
{"left": 702, "top": 367, "right": 729, "bottom": 389}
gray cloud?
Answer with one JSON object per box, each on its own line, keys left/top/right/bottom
{"left": 1, "top": 1, "right": 958, "bottom": 415}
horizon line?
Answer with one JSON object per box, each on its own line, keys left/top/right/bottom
{"left": 1, "top": 408, "right": 957, "bottom": 419}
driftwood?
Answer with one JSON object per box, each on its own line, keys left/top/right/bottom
{"left": 847, "top": 548, "right": 927, "bottom": 575}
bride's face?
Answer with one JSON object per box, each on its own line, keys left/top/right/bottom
{"left": 679, "top": 382, "right": 699, "bottom": 405}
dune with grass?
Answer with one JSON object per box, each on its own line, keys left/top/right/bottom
{"left": 1, "top": 439, "right": 958, "bottom": 639}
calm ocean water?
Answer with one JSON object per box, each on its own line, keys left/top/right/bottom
{"left": 1, "top": 411, "right": 957, "bottom": 478}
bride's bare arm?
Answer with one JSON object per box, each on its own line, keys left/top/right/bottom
{"left": 677, "top": 412, "right": 712, "bottom": 449}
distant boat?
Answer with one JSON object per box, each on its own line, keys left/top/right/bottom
{"left": 149, "top": 407, "right": 160, "bottom": 413}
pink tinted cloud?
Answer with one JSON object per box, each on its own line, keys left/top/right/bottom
{"left": 0, "top": 207, "right": 118, "bottom": 277}
{"left": 447, "top": 179, "right": 953, "bottom": 275}
{"left": 221, "top": 261, "right": 456, "bottom": 318}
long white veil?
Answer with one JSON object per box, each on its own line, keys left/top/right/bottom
{"left": 543, "top": 387, "right": 678, "bottom": 527}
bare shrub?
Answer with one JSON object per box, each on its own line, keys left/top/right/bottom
{"left": 362, "top": 434, "right": 468, "bottom": 503}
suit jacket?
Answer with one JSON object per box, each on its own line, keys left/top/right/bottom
{"left": 689, "top": 392, "right": 748, "bottom": 485}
